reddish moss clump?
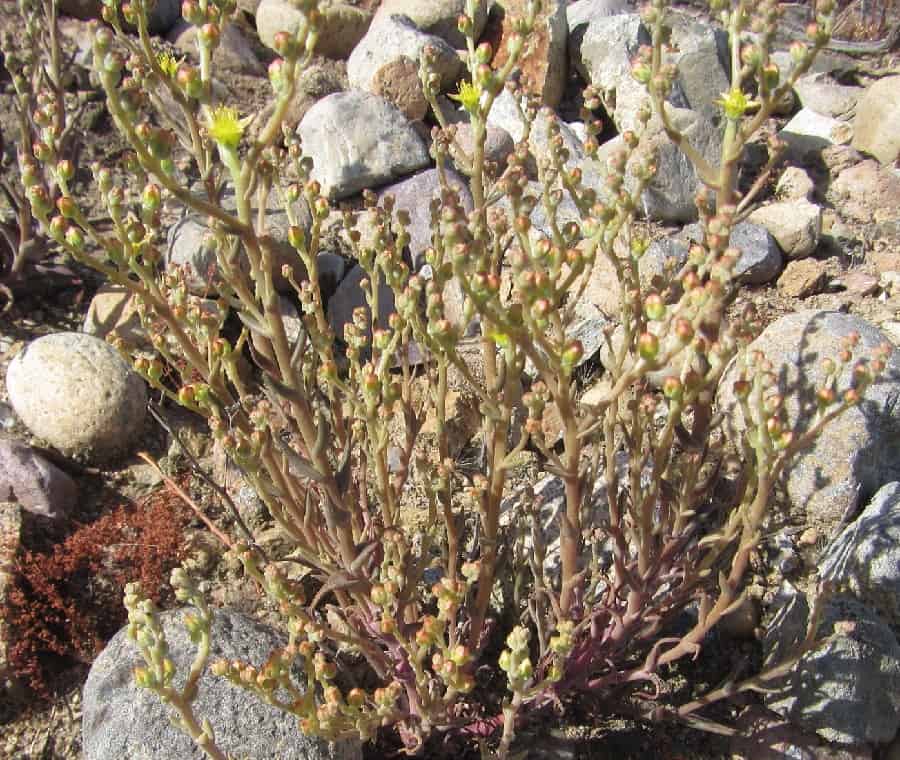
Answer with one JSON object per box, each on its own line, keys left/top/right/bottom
{"left": 3, "top": 486, "right": 190, "bottom": 698}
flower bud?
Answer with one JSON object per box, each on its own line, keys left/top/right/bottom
{"left": 637, "top": 332, "right": 659, "bottom": 362}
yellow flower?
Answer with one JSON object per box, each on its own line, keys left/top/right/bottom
{"left": 156, "top": 51, "right": 181, "bottom": 79}
{"left": 448, "top": 80, "right": 481, "bottom": 113}
{"left": 206, "top": 105, "right": 248, "bottom": 150}
{"left": 717, "top": 88, "right": 753, "bottom": 120}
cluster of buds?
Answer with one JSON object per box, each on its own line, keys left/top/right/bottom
{"left": 499, "top": 625, "right": 533, "bottom": 692}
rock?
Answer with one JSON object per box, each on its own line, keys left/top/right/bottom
{"left": 571, "top": 11, "right": 728, "bottom": 133}
{"left": 719, "top": 596, "right": 761, "bottom": 639}
{"left": 764, "top": 588, "right": 900, "bottom": 745}
{"left": 567, "top": 0, "right": 630, "bottom": 35}
{"left": 820, "top": 482, "right": 900, "bottom": 628}
{"left": 59, "top": 0, "right": 180, "bottom": 34}
{"left": 777, "top": 258, "right": 827, "bottom": 298}
{"left": 256, "top": 0, "right": 372, "bottom": 60}
{"left": 778, "top": 107, "right": 852, "bottom": 160}
{"left": 297, "top": 91, "right": 430, "bottom": 200}
{"left": 775, "top": 166, "right": 815, "bottom": 201}
{"left": 582, "top": 235, "right": 689, "bottom": 317}
{"left": 275, "top": 60, "right": 348, "bottom": 130}
{"left": 486, "top": 0, "right": 568, "bottom": 108}
{"left": 6, "top": 333, "right": 147, "bottom": 464}
{"left": 370, "top": 56, "right": 428, "bottom": 121}
{"left": 347, "top": 14, "right": 462, "bottom": 96}
{"left": 166, "top": 209, "right": 306, "bottom": 296}
{"left": 748, "top": 199, "right": 822, "bottom": 259}
{"left": 683, "top": 222, "right": 783, "bottom": 285}
{"left": 327, "top": 265, "right": 396, "bottom": 342}
{"left": 829, "top": 160, "right": 900, "bottom": 225}
{"left": 853, "top": 76, "right": 900, "bottom": 165}
{"left": 0, "top": 501, "right": 23, "bottom": 693}
{"left": 83, "top": 283, "right": 149, "bottom": 348}
{"left": 632, "top": 105, "right": 724, "bottom": 223}
{"left": 717, "top": 311, "right": 900, "bottom": 537}
{"left": 0, "top": 438, "right": 77, "bottom": 519}
{"left": 793, "top": 72, "right": 862, "bottom": 119}
{"left": 449, "top": 122, "right": 514, "bottom": 172}
{"left": 730, "top": 704, "right": 874, "bottom": 760}
{"left": 374, "top": 0, "right": 489, "bottom": 49}
{"left": 167, "top": 20, "right": 264, "bottom": 76}
{"left": 82, "top": 607, "right": 362, "bottom": 760}
{"left": 377, "top": 168, "right": 472, "bottom": 270}
{"left": 838, "top": 271, "right": 879, "bottom": 297}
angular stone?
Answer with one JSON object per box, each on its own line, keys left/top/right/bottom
{"left": 326, "top": 265, "right": 396, "bottom": 342}
{"left": 167, "top": 20, "right": 264, "bottom": 75}
{"left": 59, "top": 0, "right": 180, "bottom": 34}
{"left": 377, "top": 168, "right": 472, "bottom": 270}
{"left": 779, "top": 107, "right": 852, "bottom": 159}
{"left": 0, "top": 438, "right": 77, "bottom": 519}
{"left": 82, "top": 283, "right": 149, "bottom": 348}
{"left": 82, "top": 607, "right": 363, "bottom": 760}
{"left": 776, "top": 166, "right": 815, "bottom": 201}
{"left": 371, "top": 56, "right": 428, "bottom": 121}
{"left": 683, "top": 222, "right": 783, "bottom": 285}
{"left": 853, "top": 75, "right": 900, "bottom": 165}
{"left": 820, "top": 482, "right": 900, "bottom": 628}
{"left": 793, "top": 72, "right": 862, "bottom": 119}
{"left": 486, "top": 0, "right": 568, "bottom": 108}
{"left": 777, "top": 258, "right": 827, "bottom": 298}
{"left": 297, "top": 91, "right": 430, "bottom": 200}
{"left": 749, "top": 199, "right": 822, "bottom": 259}
{"left": 829, "top": 160, "right": 900, "bottom": 225}
{"left": 6, "top": 333, "right": 147, "bottom": 464}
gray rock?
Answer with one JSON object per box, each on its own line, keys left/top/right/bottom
{"left": 571, "top": 11, "right": 728, "bottom": 133}
{"left": 0, "top": 438, "right": 77, "bottom": 519}
{"left": 718, "top": 311, "right": 900, "bottom": 537}
{"left": 6, "top": 333, "right": 147, "bottom": 463}
{"left": 764, "top": 588, "right": 900, "bottom": 745}
{"left": 256, "top": 0, "right": 372, "bottom": 60}
{"left": 375, "top": 0, "right": 489, "bottom": 49}
{"left": 794, "top": 72, "right": 862, "bottom": 119}
{"left": 567, "top": 0, "right": 630, "bottom": 35}
{"left": 632, "top": 105, "right": 724, "bottom": 223}
{"left": 377, "top": 168, "right": 472, "bottom": 270}
{"left": 748, "top": 198, "right": 822, "bottom": 259}
{"left": 298, "top": 91, "right": 430, "bottom": 200}
{"left": 165, "top": 191, "right": 310, "bottom": 295}
{"left": 327, "top": 265, "right": 396, "bottom": 343}
{"left": 853, "top": 76, "right": 900, "bottom": 165}
{"left": 168, "top": 20, "right": 264, "bottom": 76}
{"left": 682, "top": 221, "right": 783, "bottom": 285}
{"left": 82, "top": 607, "right": 362, "bottom": 760}
{"left": 820, "top": 482, "right": 900, "bottom": 629}
{"left": 347, "top": 14, "right": 462, "bottom": 95}
{"left": 779, "top": 107, "right": 852, "bottom": 160}
{"left": 59, "top": 0, "right": 180, "bottom": 34}
{"left": 449, "top": 122, "right": 515, "bottom": 172}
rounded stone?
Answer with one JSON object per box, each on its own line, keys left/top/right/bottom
{"left": 6, "top": 333, "right": 147, "bottom": 463}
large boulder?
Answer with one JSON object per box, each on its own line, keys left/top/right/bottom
{"left": 297, "top": 91, "right": 430, "bottom": 200}
{"left": 6, "top": 333, "right": 147, "bottom": 464}
{"left": 764, "top": 588, "right": 900, "bottom": 745}
{"left": 820, "top": 482, "right": 900, "bottom": 629}
{"left": 717, "top": 311, "right": 900, "bottom": 538}
{"left": 82, "top": 607, "right": 363, "bottom": 760}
